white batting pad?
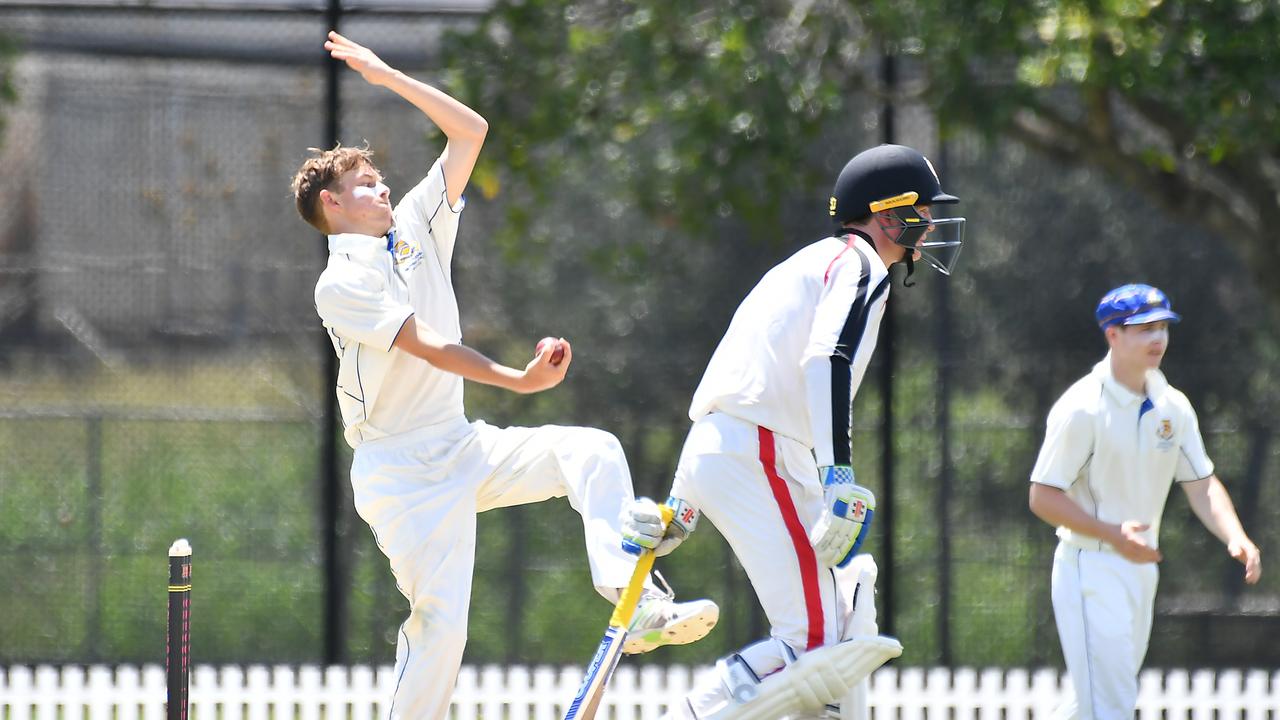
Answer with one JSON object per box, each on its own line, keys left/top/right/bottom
{"left": 705, "top": 636, "right": 903, "bottom": 720}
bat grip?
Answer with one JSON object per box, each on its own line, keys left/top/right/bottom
{"left": 609, "top": 505, "right": 674, "bottom": 628}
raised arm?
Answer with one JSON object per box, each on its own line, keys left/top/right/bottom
{"left": 325, "top": 31, "right": 488, "bottom": 206}
{"left": 1181, "top": 475, "right": 1262, "bottom": 584}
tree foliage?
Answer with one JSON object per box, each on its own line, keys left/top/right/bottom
{"left": 443, "top": 0, "right": 874, "bottom": 253}
{"left": 446, "top": 0, "right": 1280, "bottom": 307}
{"left": 437, "top": 3, "right": 1280, "bottom": 664}
{"left": 0, "top": 34, "right": 15, "bottom": 138}
{"left": 891, "top": 0, "right": 1280, "bottom": 309}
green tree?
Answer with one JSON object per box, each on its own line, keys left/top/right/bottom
{"left": 443, "top": 0, "right": 869, "bottom": 253}
{"left": 892, "top": 0, "right": 1280, "bottom": 309}
{"left": 446, "top": 0, "right": 1280, "bottom": 308}
{"left": 0, "top": 35, "right": 14, "bottom": 140}
{"left": 440, "top": 0, "right": 1280, "bottom": 666}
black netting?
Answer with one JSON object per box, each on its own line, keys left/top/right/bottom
{"left": 1, "top": 3, "right": 1275, "bottom": 672}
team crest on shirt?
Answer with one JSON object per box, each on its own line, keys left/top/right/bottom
{"left": 1156, "top": 418, "right": 1175, "bottom": 449}
{"left": 391, "top": 235, "right": 423, "bottom": 272}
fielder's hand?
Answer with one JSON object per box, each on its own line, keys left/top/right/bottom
{"left": 809, "top": 465, "right": 875, "bottom": 568}
{"left": 1110, "top": 520, "right": 1162, "bottom": 564}
{"left": 1229, "top": 536, "right": 1262, "bottom": 584}
{"left": 621, "top": 496, "right": 699, "bottom": 557}
{"left": 325, "top": 31, "right": 397, "bottom": 86}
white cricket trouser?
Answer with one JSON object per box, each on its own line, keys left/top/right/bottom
{"left": 664, "top": 420, "right": 880, "bottom": 720}
{"left": 349, "top": 416, "right": 640, "bottom": 720}
{"left": 1051, "top": 541, "right": 1158, "bottom": 720}
{"left": 671, "top": 412, "right": 843, "bottom": 653}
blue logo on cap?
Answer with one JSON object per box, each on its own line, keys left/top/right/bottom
{"left": 1095, "top": 284, "right": 1182, "bottom": 329}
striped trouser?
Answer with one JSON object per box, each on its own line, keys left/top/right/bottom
{"left": 671, "top": 412, "right": 845, "bottom": 652}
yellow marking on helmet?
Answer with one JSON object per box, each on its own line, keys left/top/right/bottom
{"left": 829, "top": 196, "right": 838, "bottom": 216}
{"left": 869, "top": 191, "right": 919, "bottom": 213}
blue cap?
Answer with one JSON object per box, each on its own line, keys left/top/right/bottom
{"left": 1095, "top": 284, "right": 1181, "bottom": 330}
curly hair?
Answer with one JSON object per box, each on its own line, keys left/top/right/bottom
{"left": 290, "top": 144, "right": 377, "bottom": 233}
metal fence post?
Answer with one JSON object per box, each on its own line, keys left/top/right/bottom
{"left": 878, "top": 42, "right": 897, "bottom": 638}
{"left": 86, "top": 413, "right": 103, "bottom": 660}
{"left": 934, "top": 141, "right": 953, "bottom": 665}
{"left": 321, "top": 0, "right": 347, "bottom": 665}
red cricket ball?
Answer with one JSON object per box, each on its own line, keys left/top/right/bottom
{"left": 536, "top": 337, "right": 565, "bottom": 366}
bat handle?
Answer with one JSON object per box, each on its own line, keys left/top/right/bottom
{"left": 609, "top": 505, "right": 674, "bottom": 628}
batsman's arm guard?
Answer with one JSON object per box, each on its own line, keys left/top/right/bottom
{"left": 703, "top": 636, "right": 902, "bottom": 720}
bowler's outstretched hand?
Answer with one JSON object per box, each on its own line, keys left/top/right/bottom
{"left": 325, "top": 31, "right": 396, "bottom": 86}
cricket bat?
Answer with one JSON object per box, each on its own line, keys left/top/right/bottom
{"left": 563, "top": 505, "right": 674, "bottom": 720}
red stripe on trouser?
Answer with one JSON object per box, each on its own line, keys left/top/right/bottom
{"left": 758, "top": 426, "right": 824, "bottom": 650}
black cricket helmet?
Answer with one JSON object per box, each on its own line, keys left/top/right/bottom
{"left": 829, "top": 144, "right": 965, "bottom": 275}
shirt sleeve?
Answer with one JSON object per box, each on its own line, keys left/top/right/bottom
{"left": 802, "top": 244, "right": 889, "bottom": 469}
{"left": 1029, "top": 399, "right": 1093, "bottom": 489}
{"left": 396, "top": 157, "right": 466, "bottom": 268}
{"left": 1174, "top": 403, "right": 1215, "bottom": 481}
{"left": 315, "top": 265, "right": 415, "bottom": 352}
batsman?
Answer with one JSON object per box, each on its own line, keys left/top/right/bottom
{"left": 623, "top": 145, "right": 966, "bottom": 719}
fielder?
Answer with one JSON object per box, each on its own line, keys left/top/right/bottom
{"left": 624, "top": 145, "right": 965, "bottom": 718}
{"left": 291, "top": 33, "right": 716, "bottom": 719}
{"left": 1029, "top": 284, "right": 1262, "bottom": 719}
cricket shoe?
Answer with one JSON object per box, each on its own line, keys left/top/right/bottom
{"left": 625, "top": 570, "right": 719, "bottom": 654}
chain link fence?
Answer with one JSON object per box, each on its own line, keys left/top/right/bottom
{"left": 1, "top": 1, "right": 1276, "bottom": 671}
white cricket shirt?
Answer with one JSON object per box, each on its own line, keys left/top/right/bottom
{"left": 1029, "top": 355, "right": 1214, "bottom": 550}
{"left": 689, "top": 233, "right": 890, "bottom": 468}
{"left": 314, "top": 158, "right": 466, "bottom": 448}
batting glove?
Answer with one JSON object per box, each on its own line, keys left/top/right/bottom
{"left": 621, "top": 496, "right": 699, "bottom": 557}
{"left": 809, "top": 465, "right": 875, "bottom": 568}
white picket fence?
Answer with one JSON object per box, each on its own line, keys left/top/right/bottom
{"left": 2, "top": 664, "right": 1278, "bottom": 719}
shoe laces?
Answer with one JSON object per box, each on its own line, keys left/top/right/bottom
{"left": 651, "top": 569, "right": 676, "bottom": 602}
{"left": 634, "top": 570, "right": 677, "bottom": 627}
